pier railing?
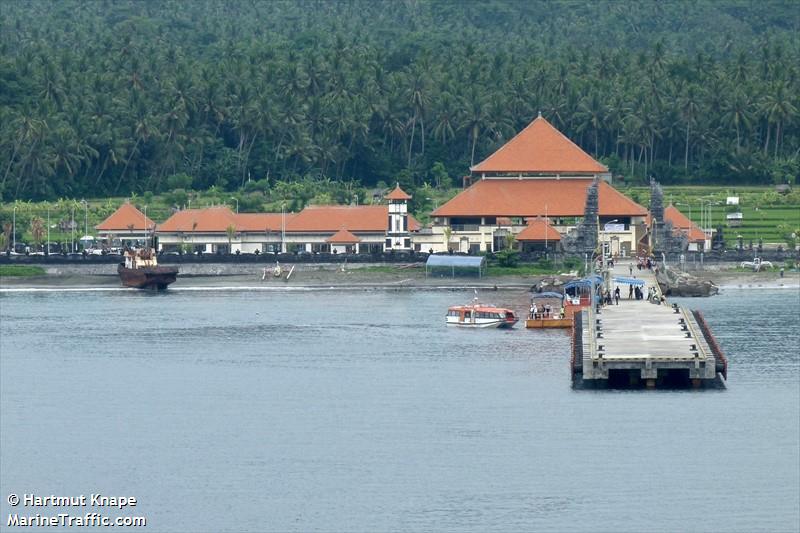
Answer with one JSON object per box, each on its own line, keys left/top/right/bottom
{"left": 691, "top": 310, "right": 728, "bottom": 380}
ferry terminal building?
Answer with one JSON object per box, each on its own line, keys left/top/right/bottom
{"left": 98, "top": 115, "right": 707, "bottom": 256}
{"left": 414, "top": 114, "right": 650, "bottom": 256}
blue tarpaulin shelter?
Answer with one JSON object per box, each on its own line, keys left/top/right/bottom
{"left": 563, "top": 275, "right": 603, "bottom": 304}
{"left": 612, "top": 276, "right": 645, "bottom": 286}
{"left": 425, "top": 255, "right": 486, "bottom": 278}
{"left": 563, "top": 275, "right": 603, "bottom": 292}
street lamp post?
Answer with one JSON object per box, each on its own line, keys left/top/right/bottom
{"left": 600, "top": 219, "right": 618, "bottom": 291}
{"left": 12, "top": 203, "right": 16, "bottom": 252}
{"left": 143, "top": 205, "right": 148, "bottom": 247}
{"left": 71, "top": 205, "right": 75, "bottom": 252}
{"left": 46, "top": 203, "right": 50, "bottom": 255}
{"left": 82, "top": 199, "right": 88, "bottom": 239}
{"left": 281, "top": 203, "right": 286, "bottom": 253}
{"left": 230, "top": 197, "right": 239, "bottom": 213}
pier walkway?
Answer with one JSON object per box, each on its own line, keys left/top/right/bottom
{"left": 573, "top": 259, "right": 726, "bottom": 387}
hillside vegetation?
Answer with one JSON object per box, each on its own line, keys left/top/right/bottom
{"left": 1, "top": 0, "right": 798, "bottom": 202}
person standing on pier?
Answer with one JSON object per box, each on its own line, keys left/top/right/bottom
{"left": 629, "top": 284, "right": 634, "bottom": 299}
{"left": 614, "top": 286, "right": 620, "bottom": 305}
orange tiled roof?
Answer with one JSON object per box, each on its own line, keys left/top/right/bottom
{"left": 158, "top": 205, "right": 421, "bottom": 234}
{"left": 157, "top": 206, "right": 238, "bottom": 233}
{"left": 286, "top": 205, "right": 420, "bottom": 232}
{"left": 665, "top": 205, "right": 706, "bottom": 242}
{"left": 326, "top": 228, "right": 361, "bottom": 243}
{"left": 471, "top": 115, "right": 608, "bottom": 174}
{"left": 95, "top": 202, "right": 154, "bottom": 231}
{"left": 234, "top": 213, "right": 289, "bottom": 232}
{"left": 158, "top": 207, "right": 292, "bottom": 233}
{"left": 515, "top": 219, "right": 562, "bottom": 241}
{"left": 385, "top": 184, "right": 412, "bottom": 200}
{"left": 432, "top": 179, "right": 647, "bottom": 218}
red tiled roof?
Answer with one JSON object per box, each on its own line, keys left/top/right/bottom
{"left": 471, "top": 115, "right": 608, "bottom": 174}
{"left": 158, "top": 207, "right": 294, "bottom": 233}
{"left": 286, "top": 205, "right": 420, "bottom": 232}
{"left": 158, "top": 205, "right": 421, "bottom": 234}
{"left": 665, "top": 205, "right": 706, "bottom": 242}
{"left": 95, "top": 202, "right": 154, "bottom": 231}
{"left": 516, "top": 219, "right": 562, "bottom": 241}
{"left": 385, "top": 184, "right": 412, "bottom": 200}
{"left": 157, "top": 206, "right": 238, "bottom": 233}
{"left": 234, "top": 213, "right": 289, "bottom": 232}
{"left": 326, "top": 228, "right": 361, "bottom": 243}
{"left": 432, "top": 179, "right": 647, "bottom": 218}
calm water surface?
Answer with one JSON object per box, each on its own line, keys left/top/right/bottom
{"left": 1, "top": 287, "right": 798, "bottom": 532}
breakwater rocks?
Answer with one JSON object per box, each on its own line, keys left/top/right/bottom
{"left": 656, "top": 267, "right": 719, "bottom": 297}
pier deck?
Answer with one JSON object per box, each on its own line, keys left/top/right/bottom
{"left": 574, "top": 260, "right": 725, "bottom": 387}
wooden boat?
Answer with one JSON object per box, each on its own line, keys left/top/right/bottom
{"left": 525, "top": 292, "right": 572, "bottom": 329}
{"left": 118, "top": 248, "right": 178, "bottom": 290}
{"left": 446, "top": 297, "right": 518, "bottom": 328}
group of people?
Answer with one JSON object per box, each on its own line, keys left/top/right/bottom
{"left": 599, "top": 287, "right": 622, "bottom": 306}
{"left": 634, "top": 256, "right": 656, "bottom": 271}
{"left": 529, "top": 302, "right": 566, "bottom": 320}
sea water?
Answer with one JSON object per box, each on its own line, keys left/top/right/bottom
{"left": 1, "top": 287, "right": 798, "bottom": 532}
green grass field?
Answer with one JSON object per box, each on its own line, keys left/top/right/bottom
{"left": 0, "top": 265, "right": 46, "bottom": 276}
{"left": 623, "top": 186, "right": 800, "bottom": 246}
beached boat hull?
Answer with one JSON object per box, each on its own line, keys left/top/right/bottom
{"left": 118, "top": 264, "right": 178, "bottom": 290}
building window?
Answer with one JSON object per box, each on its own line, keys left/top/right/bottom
{"left": 385, "top": 238, "right": 391, "bottom": 248}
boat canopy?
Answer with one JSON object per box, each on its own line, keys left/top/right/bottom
{"left": 425, "top": 254, "right": 486, "bottom": 278}
{"left": 532, "top": 291, "right": 564, "bottom": 299}
{"left": 563, "top": 275, "right": 603, "bottom": 291}
{"left": 612, "top": 276, "right": 645, "bottom": 286}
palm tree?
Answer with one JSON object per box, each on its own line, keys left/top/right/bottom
{"left": 458, "top": 88, "right": 489, "bottom": 167}
{"left": 679, "top": 86, "right": 702, "bottom": 169}
{"left": 761, "top": 81, "right": 797, "bottom": 157}
{"left": 576, "top": 91, "right": 606, "bottom": 156}
{"left": 29, "top": 216, "right": 44, "bottom": 251}
{"left": 723, "top": 90, "right": 753, "bottom": 150}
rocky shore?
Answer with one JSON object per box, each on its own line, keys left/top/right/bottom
{"left": 656, "top": 267, "right": 720, "bottom": 297}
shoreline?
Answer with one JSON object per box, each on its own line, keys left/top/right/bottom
{"left": 2, "top": 264, "right": 798, "bottom": 292}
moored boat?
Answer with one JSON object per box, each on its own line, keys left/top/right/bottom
{"left": 118, "top": 248, "right": 178, "bottom": 290}
{"left": 526, "top": 292, "right": 571, "bottom": 329}
{"left": 446, "top": 297, "right": 518, "bottom": 328}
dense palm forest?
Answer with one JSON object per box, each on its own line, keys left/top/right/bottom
{"left": 1, "top": 0, "right": 798, "bottom": 202}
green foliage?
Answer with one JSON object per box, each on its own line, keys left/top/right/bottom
{"left": 495, "top": 248, "right": 519, "bottom": 267}
{"left": 0, "top": 1, "right": 797, "bottom": 201}
{"left": 486, "top": 263, "right": 560, "bottom": 276}
{"left": 431, "top": 162, "right": 452, "bottom": 190}
{"left": 166, "top": 173, "right": 194, "bottom": 190}
{"left": 0, "top": 265, "right": 46, "bottom": 277}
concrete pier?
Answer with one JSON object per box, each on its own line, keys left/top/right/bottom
{"left": 572, "top": 260, "right": 727, "bottom": 387}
